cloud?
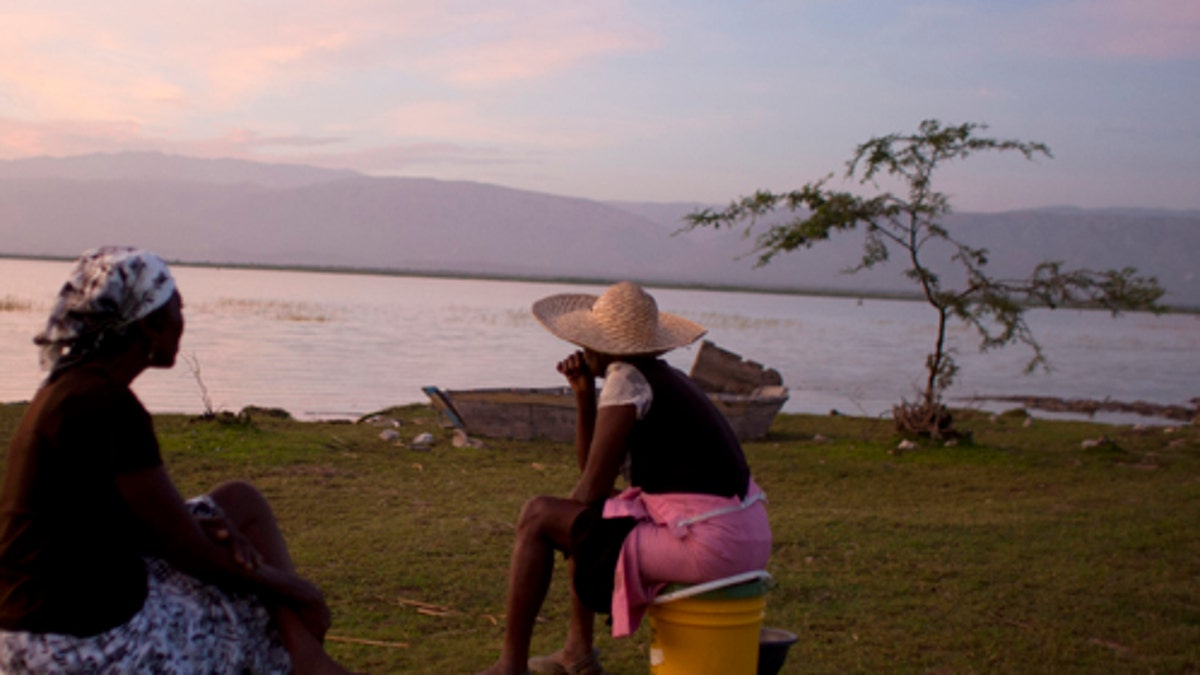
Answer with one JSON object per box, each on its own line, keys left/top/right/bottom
{"left": 1025, "top": 0, "right": 1200, "bottom": 60}
{"left": 0, "top": 116, "right": 344, "bottom": 159}
{"left": 0, "top": 2, "right": 655, "bottom": 114}
{"left": 0, "top": 115, "right": 524, "bottom": 176}
{"left": 413, "top": 5, "right": 656, "bottom": 86}
{"left": 0, "top": 1, "right": 656, "bottom": 165}
{"left": 0, "top": 117, "right": 154, "bottom": 158}
{"left": 387, "top": 100, "right": 606, "bottom": 148}
{"left": 0, "top": 10, "right": 186, "bottom": 120}
{"left": 292, "top": 142, "right": 521, "bottom": 172}
{"left": 199, "top": 32, "right": 354, "bottom": 105}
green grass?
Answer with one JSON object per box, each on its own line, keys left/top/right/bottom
{"left": 1, "top": 404, "right": 1197, "bottom": 674}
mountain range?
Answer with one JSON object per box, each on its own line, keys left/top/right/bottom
{"left": 1, "top": 152, "right": 1196, "bottom": 308}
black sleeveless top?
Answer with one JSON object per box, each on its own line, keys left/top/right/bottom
{"left": 0, "top": 366, "right": 162, "bottom": 636}
{"left": 624, "top": 359, "right": 750, "bottom": 499}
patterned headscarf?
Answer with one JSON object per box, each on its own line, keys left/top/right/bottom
{"left": 34, "top": 247, "right": 177, "bottom": 371}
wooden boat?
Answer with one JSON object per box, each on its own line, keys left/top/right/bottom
{"left": 423, "top": 341, "right": 788, "bottom": 442}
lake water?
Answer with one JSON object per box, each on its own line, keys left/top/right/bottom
{"left": 2, "top": 258, "right": 1197, "bottom": 425}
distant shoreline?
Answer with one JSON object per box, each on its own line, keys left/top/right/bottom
{"left": 4, "top": 252, "right": 1193, "bottom": 313}
{"left": 0, "top": 252, "right": 921, "bottom": 301}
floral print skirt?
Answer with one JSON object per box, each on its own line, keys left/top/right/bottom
{"left": 0, "top": 498, "right": 291, "bottom": 674}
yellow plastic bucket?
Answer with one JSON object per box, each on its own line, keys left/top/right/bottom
{"left": 648, "top": 572, "right": 770, "bottom": 675}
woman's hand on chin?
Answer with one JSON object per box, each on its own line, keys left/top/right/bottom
{"left": 556, "top": 350, "right": 594, "bottom": 395}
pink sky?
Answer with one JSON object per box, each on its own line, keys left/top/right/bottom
{"left": 1, "top": 0, "right": 1197, "bottom": 211}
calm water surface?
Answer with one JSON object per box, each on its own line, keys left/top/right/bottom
{"left": 2, "top": 258, "right": 1197, "bottom": 424}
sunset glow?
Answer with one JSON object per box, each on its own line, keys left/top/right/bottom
{"left": 1, "top": 0, "right": 1196, "bottom": 211}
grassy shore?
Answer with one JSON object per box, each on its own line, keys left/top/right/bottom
{"left": 1, "top": 404, "right": 1197, "bottom": 673}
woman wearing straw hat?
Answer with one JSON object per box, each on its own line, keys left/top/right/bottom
{"left": 480, "top": 281, "right": 771, "bottom": 675}
{"left": 0, "top": 247, "right": 350, "bottom": 674}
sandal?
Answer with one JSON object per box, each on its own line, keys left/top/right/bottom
{"left": 527, "top": 648, "right": 606, "bottom": 675}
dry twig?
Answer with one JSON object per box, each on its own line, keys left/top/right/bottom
{"left": 397, "top": 597, "right": 453, "bottom": 613}
{"left": 325, "top": 635, "right": 410, "bottom": 650}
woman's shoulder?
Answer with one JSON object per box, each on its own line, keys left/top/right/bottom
{"left": 42, "top": 366, "right": 140, "bottom": 416}
{"left": 600, "top": 361, "right": 653, "bottom": 416}
{"left": 604, "top": 360, "right": 646, "bottom": 381}
{"left": 47, "top": 365, "right": 122, "bottom": 394}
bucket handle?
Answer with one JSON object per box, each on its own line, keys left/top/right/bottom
{"left": 652, "top": 570, "right": 773, "bottom": 604}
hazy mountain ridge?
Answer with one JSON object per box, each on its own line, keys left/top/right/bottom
{"left": 1, "top": 153, "right": 1196, "bottom": 307}
{"left": 0, "top": 151, "right": 358, "bottom": 188}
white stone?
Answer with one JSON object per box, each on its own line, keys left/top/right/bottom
{"left": 452, "top": 429, "right": 483, "bottom": 448}
{"left": 362, "top": 414, "right": 401, "bottom": 428}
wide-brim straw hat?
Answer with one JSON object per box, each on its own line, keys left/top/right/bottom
{"left": 532, "top": 281, "right": 706, "bottom": 356}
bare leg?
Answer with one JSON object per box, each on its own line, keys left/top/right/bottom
{"left": 529, "top": 563, "right": 597, "bottom": 671}
{"left": 208, "top": 480, "right": 351, "bottom": 675}
{"left": 480, "top": 496, "right": 587, "bottom": 675}
{"left": 563, "top": 564, "right": 596, "bottom": 660}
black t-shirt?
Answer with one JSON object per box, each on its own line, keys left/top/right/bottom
{"left": 0, "top": 366, "right": 163, "bottom": 636}
{"left": 625, "top": 359, "right": 751, "bottom": 499}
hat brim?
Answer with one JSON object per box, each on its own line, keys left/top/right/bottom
{"left": 532, "top": 293, "right": 707, "bottom": 355}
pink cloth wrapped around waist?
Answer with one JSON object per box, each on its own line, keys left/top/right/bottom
{"left": 602, "top": 480, "right": 771, "bottom": 637}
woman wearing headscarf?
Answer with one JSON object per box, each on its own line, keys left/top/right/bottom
{"left": 479, "top": 282, "right": 772, "bottom": 675}
{"left": 0, "top": 247, "right": 349, "bottom": 674}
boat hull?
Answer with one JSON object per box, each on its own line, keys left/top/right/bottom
{"left": 424, "top": 385, "right": 787, "bottom": 442}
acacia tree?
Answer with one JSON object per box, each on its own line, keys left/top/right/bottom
{"left": 685, "top": 120, "right": 1165, "bottom": 437}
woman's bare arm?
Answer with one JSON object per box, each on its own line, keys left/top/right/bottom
{"left": 568, "top": 403, "right": 636, "bottom": 505}
{"left": 114, "top": 466, "right": 325, "bottom": 608}
{"left": 557, "top": 351, "right": 597, "bottom": 472}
